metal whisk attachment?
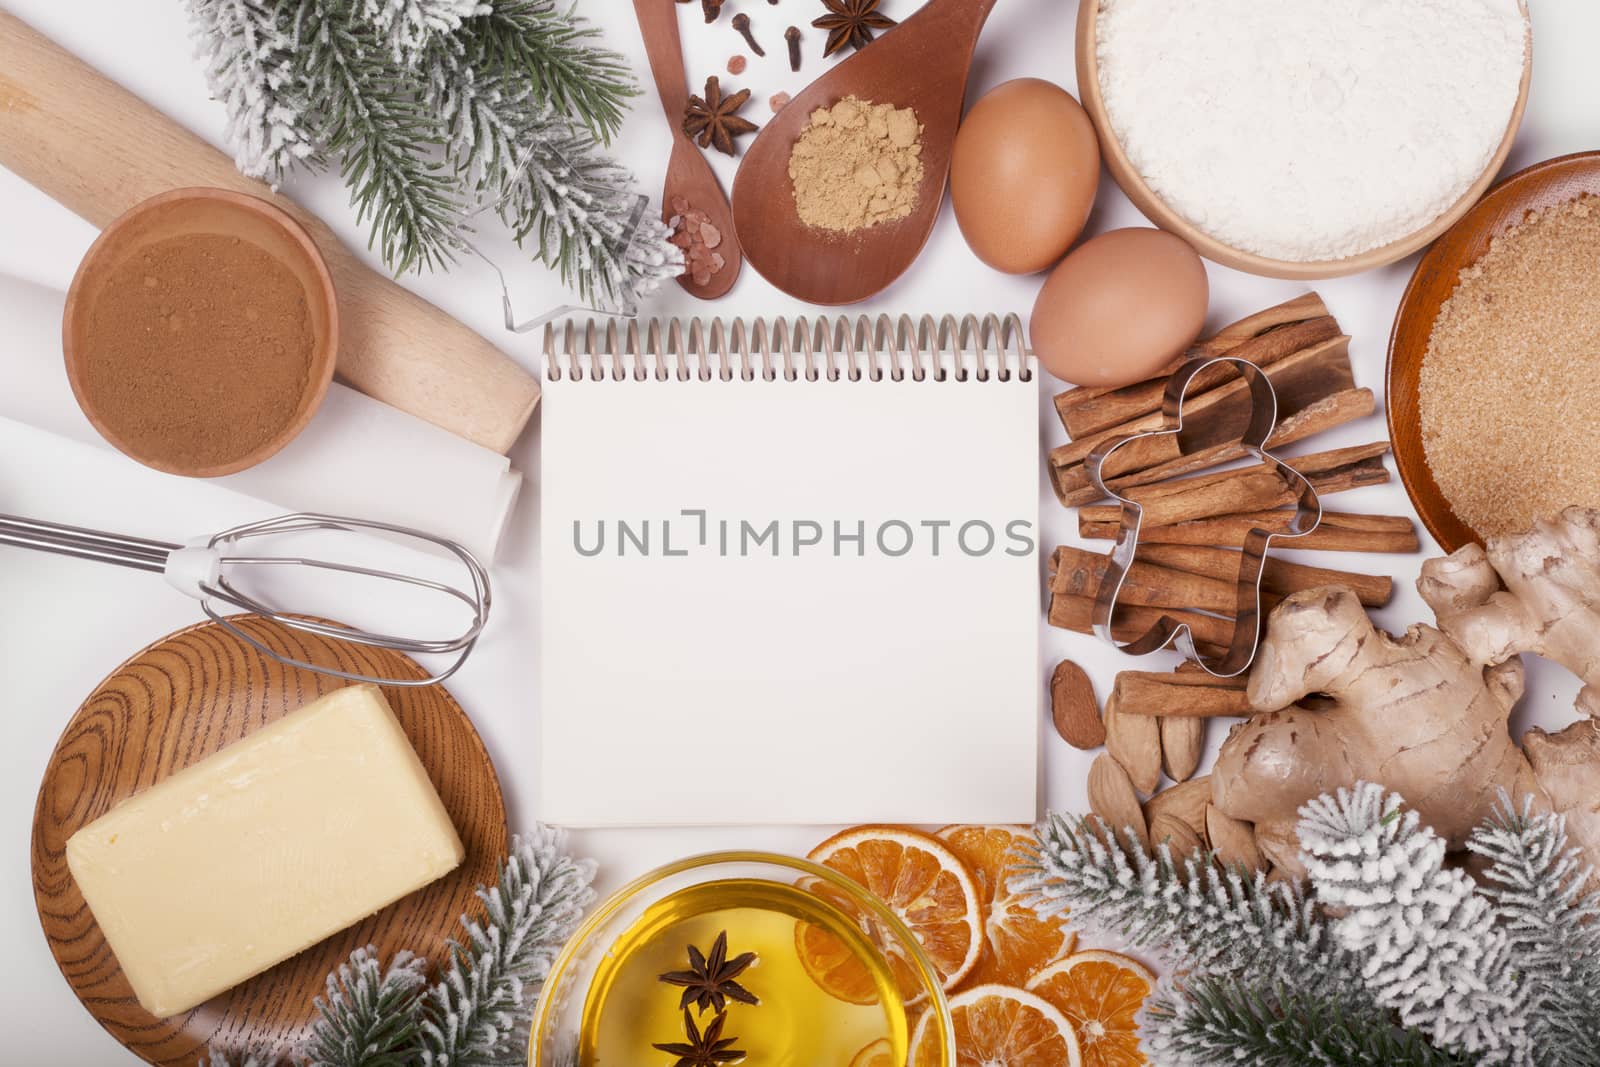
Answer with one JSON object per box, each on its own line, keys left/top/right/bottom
{"left": 0, "top": 512, "right": 491, "bottom": 687}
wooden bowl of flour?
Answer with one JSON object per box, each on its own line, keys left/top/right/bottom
{"left": 1074, "top": 2, "right": 1532, "bottom": 279}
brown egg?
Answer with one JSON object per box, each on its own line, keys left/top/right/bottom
{"left": 951, "top": 78, "right": 1100, "bottom": 275}
{"left": 1031, "top": 228, "right": 1209, "bottom": 388}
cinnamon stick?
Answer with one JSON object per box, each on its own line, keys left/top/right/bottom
{"left": 1048, "top": 539, "right": 1389, "bottom": 623}
{"left": 1077, "top": 510, "right": 1420, "bottom": 554}
{"left": 1050, "top": 545, "right": 1246, "bottom": 615}
{"left": 1055, "top": 314, "right": 1344, "bottom": 440}
{"left": 1189, "top": 293, "right": 1332, "bottom": 358}
{"left": 1054, "top": 386, "right": 1375, "bottom": 507}
{"left": 1119, "top": 464, "right": 1294, "bottom": 530}
{"left": 1112, "top": 671, "right": 1255, "bottom": 718}
{"left": 1135, "top": 543, "right": 1394, "bottom": 608}
{"left": 1289, "top": 441, "right": 1392, "bottom": 484}
{"left": 1047, "top": 335, "right": 1356, "bottom": 479}
{"left": 1047, "top": 591, "right": 1235, "bottom": 654}
{"left": 1054, "top": 293, "right": 1331, "bottom": 436}
{"left": 1076, "top": 442, "right": 1391, "bottom": 531}
{"left": 1175, "top": 660, "right": 1250, "bottom": 686}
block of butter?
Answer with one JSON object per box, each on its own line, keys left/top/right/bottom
{"left": 66, "top": 683, "right": 465, "bottom": 1017}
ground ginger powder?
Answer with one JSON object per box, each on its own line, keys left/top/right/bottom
{"left": 787, "top": 96, "right": 924, "bottom": 233}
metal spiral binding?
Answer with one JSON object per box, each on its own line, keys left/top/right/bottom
{"left": 543, "top": 314, "right": 1033, "bottom": 384}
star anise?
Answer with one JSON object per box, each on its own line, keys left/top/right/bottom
{"left": 682, "top": 77, "right": 760, "bottom": 157}
{"left": 652, "top": 1009, "right": 746, "bottom": 1067}
{"left": 659, "top": 930, "right": 759, "bottom": 1013}
{"left": 812, "top": 0, "right": 897, "bottom": 57}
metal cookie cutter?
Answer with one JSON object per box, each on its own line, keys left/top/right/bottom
{"left": 1085, "top": 357, "right": 1323, "bottom": 678}
{"left": 462, "top": 139, "right": 665, "bottom": 334}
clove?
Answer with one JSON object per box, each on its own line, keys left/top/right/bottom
{"left": 702, "top": 0, "right": 723, "bottom": 23}
{"left": 732, "top": 13, "right": 765, "bottom": 56}
{"left": 785, "top": 25, "right": 802, "bottom": 71}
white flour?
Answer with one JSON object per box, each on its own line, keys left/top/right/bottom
{"left": 1095, "top": 0, "right": 1528, "bottom": 262}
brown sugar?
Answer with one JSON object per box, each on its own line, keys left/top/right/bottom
{"left": 1419, "top": 196, "right": 1600, "bottom": 535}
{"left": 77, "top": 233, "right": 313, "bottom": 472}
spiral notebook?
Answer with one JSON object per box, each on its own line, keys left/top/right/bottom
{"left": 539, "top": 316, "right": 1040, "bottom": 826}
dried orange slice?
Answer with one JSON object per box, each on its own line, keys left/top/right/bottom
{"left": 1027, "top": 950, "right": 1155, "bottom": 1067}
{"left": 792, "top": 880, "right": 896, "bottom": 1006}
{"left": 806, "top": 826, "right": 984, "bottom": 994}
{"left": 938, "top": 824, "right": 1075, "bottom": 988}
{"left": 911, "top": 984, "right": 1083, "bottom": 1067}
{"left": 849, "top": 1037, "right": 896, "bottom": 1067}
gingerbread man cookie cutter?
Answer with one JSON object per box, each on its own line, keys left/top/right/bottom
{"left": 1085, "top": 356, "right": 1323, "bottom": 678}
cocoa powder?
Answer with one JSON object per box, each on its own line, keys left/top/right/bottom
{"left": 78, "top": 233, "right": 313, "bottom": 471}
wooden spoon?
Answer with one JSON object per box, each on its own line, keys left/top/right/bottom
{"left": 731, "top": 0, "right": 1001, "bottom": 305}
{"left": 633, "top": 0, "right": 741, "bottom": 300}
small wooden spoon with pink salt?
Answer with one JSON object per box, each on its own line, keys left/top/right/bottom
{"left": 634, "top": 0, "right": 742, "bottom": 299}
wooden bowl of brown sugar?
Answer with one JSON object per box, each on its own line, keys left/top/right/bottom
{"left": 64, "top": 188, "right": 338, "bottom": 478}
{"left": 1388, "top": 152, "right": 1600, "bottom": 553}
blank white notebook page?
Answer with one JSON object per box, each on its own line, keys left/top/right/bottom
{"left": 540, "top": 338, "right": 1039, "bottom": 826}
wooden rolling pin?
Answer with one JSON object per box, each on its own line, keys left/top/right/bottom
{"left": 0, "top": 12, "right": 538, "bottom": 455}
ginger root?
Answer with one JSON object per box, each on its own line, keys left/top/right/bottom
{"left": 1201, "top": 507, "right": 1600, "bottom": 876}
{"left": 1212, "top": 587, "right": 1540, "bottom": 869}
{"left": 1523, "top": 719, "right": 1600, "bottom": 873}
{"left": 1420, "top": 507, "right": 1600, "bottom": 717}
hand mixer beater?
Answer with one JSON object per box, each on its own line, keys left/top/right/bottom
{"left": 0, "top": 512, "right": 489, "bottom": 686}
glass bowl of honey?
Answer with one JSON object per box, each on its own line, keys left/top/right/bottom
{"left": 529, "top": 851, "right": 954, "bottom": 1067}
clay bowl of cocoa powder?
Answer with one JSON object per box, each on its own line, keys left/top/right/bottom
{"left": 64, "top": 188, "right": 337, "bottom": 478}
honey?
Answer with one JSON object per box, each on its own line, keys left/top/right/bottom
{"left": 578, "top": 878, "right": 924, "bottom": 1065}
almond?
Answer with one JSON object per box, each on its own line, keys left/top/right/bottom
{"left": 1088, "top": 753, "right": 1150, "bottom": 854}
{"left": 1149, "top": 812, "right": 1203, "bottom": 860}
{"left": 1205, "top": 805, "right": 1265, "bottom": 876}
{"left": 1160, "top": 715, "right": 1206, "bottom": 782}
{"left": 1050, "top": 659, "right": 1105, "bottom": 750}
{"left": 1253, "top": 821, "right": 1307, "bottom": 878}
{"left": 1104, "top": 692, "right": 1161, "bottom": 794}
{"left": 1143, "top": 776, "right": 1211, "bottom": 843}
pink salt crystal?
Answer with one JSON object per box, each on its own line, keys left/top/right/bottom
{"left": 770, "top": 92, "right": 791, "bottom": 113}
{"left": 700, "top": 222, "right": 722, "bottom": 249}
{"left": 710, "top": 252, "right": 726, "bottom": 272}
{"left": 692, "top": 266, "right": 712, "bottom": 286}
{"left": 727, "top": 55, "right": 747, "bottom": 75}
{"left": 672, "top": 197, "right": 689, "bottom": 213}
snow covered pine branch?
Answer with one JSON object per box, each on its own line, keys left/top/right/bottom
{"left": 202, "top": 828, "right": 596, "bottom": 1067}
{"left": 185, "top": 0, "right": 680, "bottom": 304}
{"left": 1015, "top": 784, "right": 1600, "bottom": 1067}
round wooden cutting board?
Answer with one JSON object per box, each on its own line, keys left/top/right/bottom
{"left": 30, "top": 615, "right": 509, "bottom": 1066}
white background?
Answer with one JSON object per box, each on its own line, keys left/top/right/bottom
{"left": 1, "top": 1, "right": 1596, "bottom": 1062}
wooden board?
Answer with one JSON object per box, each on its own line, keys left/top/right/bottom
{"left": 31, "top": 615, "right": 508, "bottom": 1066}
{"left": 1074, "top": 0, "right": 1532, "bottom": 280}
{"left": 1387, "top": 151, "right": 1600, "bottom": 553}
